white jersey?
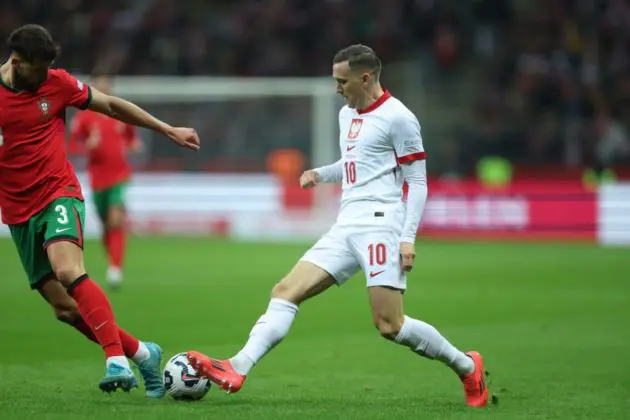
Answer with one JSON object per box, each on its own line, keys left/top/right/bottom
{"left": 336, "top": 91, "right": 426, "bottom": 227}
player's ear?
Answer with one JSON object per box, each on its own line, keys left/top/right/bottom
{"left": 361, "top": 72, "right": 370, "bottom": 85}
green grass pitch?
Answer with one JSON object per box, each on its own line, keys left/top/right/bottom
{"left": 0, "top": 237, "right": 628, "bottom": 419}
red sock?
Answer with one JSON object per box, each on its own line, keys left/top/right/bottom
{"left": 68, "top": 275, "right": 124, "bottom": 358}
{"left": 73, "top": 319, "right": 140, "bottom": 358}
{"left": 105, "top": 228, "right": 126, "bottom": 268}
{"left": 118, "top": 328, "right": 140, "bottom": 357}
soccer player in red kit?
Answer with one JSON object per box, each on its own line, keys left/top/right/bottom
{"left": 0, "top": 25, "right": 200, "bottom": 395}
{"left": 69, "top": 75, "right": 141, "bottom": 288}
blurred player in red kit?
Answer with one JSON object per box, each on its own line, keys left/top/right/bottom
{"left": 69, "top": 75, "right": 141, "bottom": 288}
{"left": 0, "top": 24, "right": 200, "bottom": 395}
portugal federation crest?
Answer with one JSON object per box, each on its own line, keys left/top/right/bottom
{"left": 37, "top": 97, "right": 51, "bottom": 116}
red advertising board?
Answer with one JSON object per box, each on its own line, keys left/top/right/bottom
{"left": 419, "top": 180, "right": 596, "bottom": 241}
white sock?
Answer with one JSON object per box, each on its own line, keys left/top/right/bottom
{"left": 229, "top": 298, "right": 298, "bottom": 376}
{"left": 107, "top": 266, "right": 123, "bottom": 285}
{"left": 131, "top": 341, "right": 150, "bottom": 365}
{"left": 106, "top": 355, "right": 130, "bottom": 369}
{"left": 395, "top": 315, "right": 474, "bottom": 376}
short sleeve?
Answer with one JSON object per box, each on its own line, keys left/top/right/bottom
{"left": 391, "top": 112, "right": 427, "bottom": 165}
{"left": 55, "top": 69, "right": 92, "bottom": 110}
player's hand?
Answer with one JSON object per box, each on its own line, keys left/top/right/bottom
{"left": 399, "top": 242, "right": 416, "bottom": 272}
{"left": 300, "top": 170, "right": 320, "bottom": 189}
{"left": 167, "top": 127, "right": 200, "bottom": 151}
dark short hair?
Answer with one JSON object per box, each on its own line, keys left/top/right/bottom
{"left": 7, "top": 24, "right": 59, "bottom": 63}
{"left": 333, "top": 44, "right": 381, "bottom": 79}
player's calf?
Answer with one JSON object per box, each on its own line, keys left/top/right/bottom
{"left": 37, "top": 277, "right": 81, "bottom": 324}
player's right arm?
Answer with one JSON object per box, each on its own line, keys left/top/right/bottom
{"left": 300, "top": 159, "right": 343, "bottom": 188}
{"left": 88, "top": 88, "right": 199, "bottom": 151}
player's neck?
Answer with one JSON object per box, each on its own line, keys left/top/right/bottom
{"left": 356, "top": 84, "right": 385, "bottom": 112}
{"left": 0, "top": 62, "right": 22, "bottom": 92}
{"left": 0, "top": 61, "right": 11, "bottom": 87}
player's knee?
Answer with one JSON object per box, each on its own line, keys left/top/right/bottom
{"left": 53, "top": 264, "right": 84, "bottom": 287}
{"left": 106, "top": 207, "right": 125, "bottom": 229}
{"left": 374, "top": 316, "right": 403, "bottom": 341}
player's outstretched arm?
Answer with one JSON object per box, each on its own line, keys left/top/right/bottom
{"left": 88, "top": 88, "right": 200, "bottom": 151}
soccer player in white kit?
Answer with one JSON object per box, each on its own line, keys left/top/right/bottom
{"left": 188, "top": 44, "right": 489, "bottom": 408}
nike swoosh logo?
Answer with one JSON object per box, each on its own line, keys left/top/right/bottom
{"left": 181, "top": 373, "right": 200, "bottom": 381}
{"left": 346, "top": 145, "right": 356, "bottom": 151}
{"left": 55, "top": 227, "right": 71, "bottom": 233}
{"left": 369, "top": 270, "right": 385, "bottom": 278}
{"left": 94, "top": 321, "right": 108, "bottom": 331}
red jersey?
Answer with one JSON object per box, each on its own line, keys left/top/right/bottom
{"left": 69, "top": 111, "right": 136, "bottom": 191}
{"left": 0, "top": 68, "right": 91, "bottom": 225}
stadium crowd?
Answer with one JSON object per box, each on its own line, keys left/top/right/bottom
{"left": 2, "top": 0, "right": 628, "bottom": 177}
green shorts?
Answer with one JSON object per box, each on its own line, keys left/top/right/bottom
{"left": 92, "top": 182, "right": 127, "bottom": 221}
{"left": 9, "top": 197, "right": 86, "bottom": 289}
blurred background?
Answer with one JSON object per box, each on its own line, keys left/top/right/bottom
{"left": 1, "top": 4, "right": 629, "bottom": 417}
{"left": 1, "top": 0, "right": 630, "bottom": 242}
{"left": 3, "top": 0, "right": 630, "bottom": 179}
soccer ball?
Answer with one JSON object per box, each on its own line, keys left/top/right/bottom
{"left": 163, "top": 353, "right": 211, "bottom": 400}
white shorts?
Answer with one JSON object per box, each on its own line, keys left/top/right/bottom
{"left": 300, "top": 224, "right": 406, "bottom": 290}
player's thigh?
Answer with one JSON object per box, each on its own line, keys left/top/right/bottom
{"left": 8, "top": 217, "right": 55, "bottom": 290}
{"left": 299, "top": 225, "right": 361, "bottom": 287}
{"left": 272, "top": 260, "right": 336, "bottom": 305}
{"left": 348, "top": 228, "right": 406, "bottom": 291}
{"left": 42, "top": 197, "right": 87, "bottom": 286}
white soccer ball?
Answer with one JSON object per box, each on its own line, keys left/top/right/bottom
{"left": 163, "top": 353, "right": 211, "bottom": 400}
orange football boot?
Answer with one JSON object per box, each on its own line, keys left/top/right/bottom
{"left": 460, "top": 351, "right": 489, "bottom": 408}
{"left": 187, "top": 351, "right": 246, "bottom": 394}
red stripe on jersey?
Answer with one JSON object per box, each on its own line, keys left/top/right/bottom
{"left": 397, "top": 151, "right": 427, "bottom": 165}
{"left": 358, "top": 90, "right": 392, "bottom": 114}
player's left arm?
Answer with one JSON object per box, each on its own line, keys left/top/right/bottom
{"left": 88, "top": 88, "right": 199, "bottom": 150}
{"left": 57, "top": 69, "right": 199, "bottom": 150}
{"left": 392, "top": 112, "right": 428, "bottom": 272}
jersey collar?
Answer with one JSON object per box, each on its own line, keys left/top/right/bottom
{"left": 357, "top": 90, "right": 391, "bottom": 114}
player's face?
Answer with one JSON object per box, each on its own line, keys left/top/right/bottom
{"left": 333, "top": 61, "right": 369, "bottom": 109}
{"left": 11, "top": 57, "right": 50, "bottom": 90}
